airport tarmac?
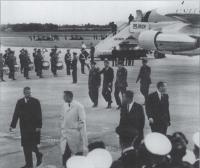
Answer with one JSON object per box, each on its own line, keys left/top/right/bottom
{"left": 0, "top": 48, "right": 199, "bottom": 168}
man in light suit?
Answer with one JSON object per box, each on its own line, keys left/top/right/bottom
{"left": 146, "top": 81, "right": 171, "bottom": 135}
{"left": 60, "top": 91, "right": 88, "bottom": 168}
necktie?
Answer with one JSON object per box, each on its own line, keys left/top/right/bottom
{"left": 127, "top": 104, "right": 129, "bottom": 112}
{"left": 68, "top": 103, "right": 70, "bottom": 108}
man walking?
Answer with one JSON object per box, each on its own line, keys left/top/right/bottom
{"left": 100, "top": 59, "right": 114, "bottom": 108}
{"left": 90, "top": 43, "right": 95, "bottom": 63}
{"left": 88, "top": 62, "right": 101, "bottom": 107}
{"left": 35, "top": 49, "right": 43, "bottom": 78}
{"left": 10, "top": 87, "right": 43, "bottom": 168}
{"left": 0, "top": 53, "right": 5, "bottom": 81}
{"left": 65, "top": 49, "right": 72, "bottom": 75}
{"left": 60, "top": 91, "right": 88, "bottom": 167}
{"left": 136, "top": 59, "right": 151, "bottom": 104}
{"left": 114, "top": 60, "right": 128, "bottom": 109}
{"left": 146, "top": 81, "right": 171, "bottom": 135}
{"left": 79, "top": 49, "right": 86, "bottom": 74}
{"left": 71, "top": 52, "right": 78, "bottom": 84}
{"left": 116, "top": 90, "right": 145, "bottom": 147}
{"left": 23, "top": 50, "right": 31, "bottom": 79}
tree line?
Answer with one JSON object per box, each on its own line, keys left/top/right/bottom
{"left": 0, "top": 23, "right": 112, "bottom": 32}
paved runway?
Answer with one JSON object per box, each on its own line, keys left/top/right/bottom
{"left": 0, "top": 49, "right": 199, "bottom": 168}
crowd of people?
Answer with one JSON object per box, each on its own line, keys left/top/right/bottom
{"left": 8, "top": 86, "right": 199, "bottom": 168}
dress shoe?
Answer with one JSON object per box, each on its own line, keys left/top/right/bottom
{"left": 36, "top": 153, "right": 43, "bottom": 167}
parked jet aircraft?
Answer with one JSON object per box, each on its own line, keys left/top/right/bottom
{"left": 95, "top": 1, "right": 200, "bottom": 57}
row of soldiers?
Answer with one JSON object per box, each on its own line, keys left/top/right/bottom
{"left": 88, "top": 58, "right": 150, "bottom": 108}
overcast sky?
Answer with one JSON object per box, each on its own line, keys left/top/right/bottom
{"left": 1, "top": 0, "right": 199, "bottom": 25}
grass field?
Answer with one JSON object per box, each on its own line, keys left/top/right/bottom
{"left": 0, "top": 44, "right": 199, "bottom": 167}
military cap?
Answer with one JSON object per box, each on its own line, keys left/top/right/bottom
{"left": 193, "top": 132, "right": 200, "bottom": 148}
{"left": 182, "top": 149, "right": 196, "bottom": 164}
{"left": 144, "top": 133, "right": 172, "bottom": 156}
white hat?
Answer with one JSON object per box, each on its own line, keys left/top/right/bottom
{"left": 182, "top": 149, "right": 196, "bottom": 164}
{"left": 193, "top": 132, "right": 200, "bottom": 148}
{"left": 67, "top": 156, "right": 94, "bottom": 168}
{"left": 144, "top": 132, "right": 172, "bottom": 155}
{"left": 87, "top": 148, "right": 113, "bottom": 168}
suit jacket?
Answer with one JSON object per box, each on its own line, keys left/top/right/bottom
{"left": 115, "top": 67, "right": 128, "bottom": 88}
{"left": 100, "top": 67, "right": 114, "bottom": 87}
{"left": 88, "top": 67, "right": 101, "bottom": 88}
{"left": 136, "top": 65, "right": 151, "bottom": 85}
{"left": 117, "top": 102, "right": 145, "bottom": 140}
{"left": 193, "top": 160, "right": 200, "bottom": 168}
{"left": 10, "top": 97, "right": 42, "bottom": 146}
{"left": 146, "top": 92, "right": 170, "bottom": 125}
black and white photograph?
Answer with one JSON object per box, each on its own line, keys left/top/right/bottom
{"left": 0, "top": 0, "right": 200, "bottom": 168}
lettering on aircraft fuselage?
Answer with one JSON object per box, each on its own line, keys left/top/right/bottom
{"left": 132, "top": 24, "right": 147, "bottom": 29}
{"left": 114, "top": 38, "right": 125, "bottom": 41}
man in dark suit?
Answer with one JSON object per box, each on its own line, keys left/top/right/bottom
{"left": 10, "top": 87, "right": 43, "bottom": 168}
{"left": 114, "top": 60, "right": 128, "bottom": 109}
{"left": 146, "top": 81, "right": 170, "bottom": 135}
{"left": 100, "top": 59, "right": 114, "bottom": 108}
{"left": 136, "top": 59, "right": 151, "bottom": 104}
{"left": 116, "top": 90, "right": 145, "bottom": 147}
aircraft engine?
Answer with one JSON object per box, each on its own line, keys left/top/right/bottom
{"left": 138, "top": 30, "right": 198, "bottom": 52}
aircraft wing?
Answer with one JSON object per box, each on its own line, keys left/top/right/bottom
{"left": 165, "top": 13, "right": 200, "bottom": 26}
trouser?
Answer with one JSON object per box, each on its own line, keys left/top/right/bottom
{"left": 140, "top": 83, "right": 150, "bottom": 103}
{"left": 66, "top": 61, "right": 71, "bottom": 75}
{"left": 23, "top": 145, "right": 41, "bottom": 167}
{"left": 51, "top": 63, "right": 57, "bottom": 76}
{"left": 102, "top": 85, "right": 112, "bottom": 103}
{"left": 8, "top": 68, "right": 15, "bottom": 79}
{"left": 114, "top": 87, "right": 126, "bottom": 107}
{"left": 62, "top": 143, "right": 72, "bottom": 167}
{"left": 72, "top": 69, "right": 77, "bottom": 83}
{"left": 89, "top": 87, "right": 99, "bottom": 105}
{"left": 80, "top": 61, "right": 85, "bottom": 74}
{"left": 24, "top": 67, "right": 29, "bottom": 78}
{"left": 62, "top": 143, "right": 83, "bottom": 167}
{"left": 20, "top": 62, "right": 24, "bottom": 73}
{"left": 37, "top": 68, "right": 42, "bottom": 77}
{"left": 150, "top": 123, "right": 168, "bottom": 135}
{"left": 0, "top": 70, "right": 3, "bottom": 80}
{"left": 112, "top": 58, "right": 116, "bottom": 66}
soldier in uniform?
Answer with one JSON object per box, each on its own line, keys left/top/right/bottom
{"left": 19, "top": 49, "right": 25, "bottom": 74}
{"left": 136, "top": 59, "right": 151, "bottom": 104}
{"left": 111, "top": 47, "right": 117, "bottom": 67}
{"left": 71, "top": 52, "right": 78, "bottom": 84}
{"left": 35, "top": 49, "right": 43, "bottom": 78}
{"left": 65, "top": 49, "right": 72, "bottom": 75}
{"left": 114, "top": 60, "right": 128, "bottom": 109}
{"left": 90, "top": 43, "right": 95, "bottom": 63}
{"left": 138, "top": 133, "right": 172, "bottom": 168}
{"left": 79, "top": 49, "right": 86, "bottom": 74}
{"left": 23, "top": 50, "right": 31, "bottom": 79}
{"left": 32, "top": 48, "right": 37, "bottom": 74}
{"left": 88, "top": 62, "right": 101, "bottom": 107}
{"left": 7, "top": 51, "right": 16, "bottom": 80}
{"left": 0, "top": 53, "right": 5, "bottom": 81}
{"left": 100, "top": 59, "right": 114, "bottom": 108}
{"left": 50, "top": 48, "right": 58, "bottom": 77}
